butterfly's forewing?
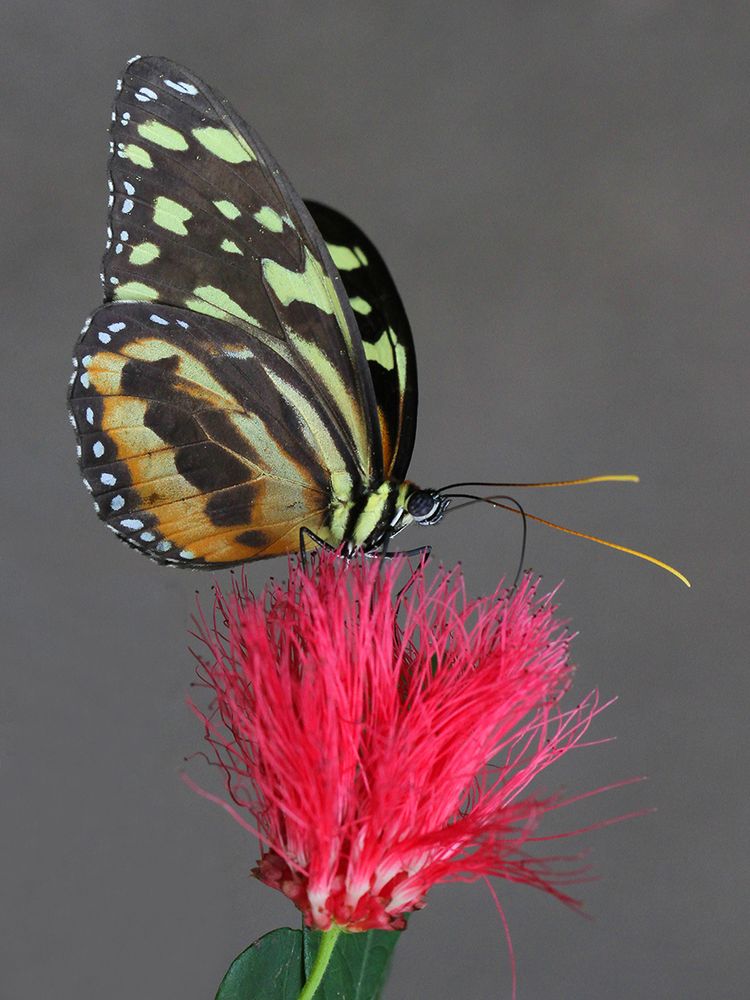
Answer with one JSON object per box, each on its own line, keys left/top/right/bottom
{"left": 102, "top": 56, "right": 382, "bottom": 482}
{"left": 305, "top": 202, "right": 418, "bottom": 483}
{"left": 70, "top": 301, "right": 350, "bottom": 564}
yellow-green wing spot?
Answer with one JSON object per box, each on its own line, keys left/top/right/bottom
{"left": 262, "top": 247, "right": 339, "bottom": 314}
{"left": 193, "top": 126, "right": 255, "bottom": 163}
{"left": 328, "top": 243, "right": 368, "bottom": 271}
{"left": 122, "top": 145, "right": 153, "bottom": 169}
{"left": 253, "top": 206, "right": 285, "bottom": 233}
{"left": 129, "top": 242, "right": 160, "bottom": 265}
{"left": 220, "top": 239, "right": 244, "bottom": 255}
{"left": 264, "top": 247, "right": 369, "bottom": 466}
{"left": 113, "top": 281, "right": 159, "bottom": 302}
{"left": 288, "top": 331, "right": 357, "bottom": 434}
{"left": 185, "top": 285, "right": 261, "bottom": 327}
{"left": 266, "top": 369, "right": 353, "bottom": 486}
{"left": 120, "top": 340, "right": 233, "bottom": 404}
{"left": 137, "top": 120, "right": 189, "bottom": 151}
{"left": 153, "top": 197, "right": 192, "bottom": 236}
{"left": 350, "top": 296, "right": 372, "bottom": 315}
{"left": 364, "top": 327, "right": 404, "bottom": 372}
{"left": 214, "top": 199, "right": 242, "bottom": 220}
{"left": 230, "top": 411, "right": 311, "bottom": 483}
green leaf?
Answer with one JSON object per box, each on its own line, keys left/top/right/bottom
{"left": 215, "top": 927, "right": 303, "bottom": 1000}
{"left": 303, "top": 927, "right": 401, "bottom": 1000}
{"left": 215, "top": 925, "right": 401, "bottom": 1000}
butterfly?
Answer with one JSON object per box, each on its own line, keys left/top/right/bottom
{"left": 69, "top": 57, "right": 690, "bottom": 586}
{"left": 68, "top": 56, "right": 448, "bottom": 567}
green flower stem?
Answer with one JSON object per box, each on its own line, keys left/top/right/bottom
{"left": 297, "top": 924, "right": 343, "bottom": 1000}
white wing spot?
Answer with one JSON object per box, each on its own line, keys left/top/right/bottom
{"left": 176, "top": 319, "right": 189, "bottom": 329}
{"left": 156, "top": 540, "right": 172, "bottom": 552}
{"left": 120, "top": 230, "right": 129, "bottom": 240}
{"left": 150, "top": 314, "right": 169, "bottom": 326}
{"left": 122, "top": 198, "right": 134, "bottom": 214}
{"left": 108, "top": 195, "right": 114, "bottom": 208}
{"left": 140, "top": 531, "right": 156, "bottom": 542}
{"left": 80, "top": 372, "right": 90, "bottom": 389}
{"left": 135, "top": 86, "right": 158, "bottom": 102}
{"left": 108, "top": 322, "right": 126, "bottom": 332}
{"left": 125, "top": 54, "right": 141, "bottom": 65}
{"left": 120, "top": 518, "right": 143, "bottom": 530}
{"left": 86, "top": 407, "right": 94, "bottom": 425}
{"left": 109, "top": 276, "right": 119, "bottom": 285}
{"left": 101, "top": 472, "right": 117, "bottom": 486}
{"left": 179, "top": 549, "right": 196, "bottom": 560}
{"left": 76, "top": 444, "right": 82, "bottom": 458}
{"left": 82, "top": 355, "right": 92, "bottom": 367}
{"left": 123, "top": 181, "right": 135, "bottom": 196}
{"left": 165, "top": 79, "right": 199, "bottom": 95}
{"left": 107, "top": 179, "right": 114, "bottom": 193}
{"left": 115, "top": 243, "right": 123, "bottom": 254}
{"left": 98, "top": 331, "right": 111, "bottom": 344}
{"left": 111, "top": 495, "right": 125, "bottom": 511}
{"left": 93, "top": 440, "right": 105, "bottom": 458}
{"left": 180, "top": 81, "right": 199, "bottom": 94}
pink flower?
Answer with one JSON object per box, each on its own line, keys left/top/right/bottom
{"left": 190, "top": 552, "right": 608, "bottom": 933}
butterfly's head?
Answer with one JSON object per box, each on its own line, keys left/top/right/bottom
{"left": 405, "top": 488, "right": 450, "bottom": 527}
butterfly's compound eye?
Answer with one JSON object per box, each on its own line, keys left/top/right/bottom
{"left": 406, "top": 489, "right": 448, "bottom": 526}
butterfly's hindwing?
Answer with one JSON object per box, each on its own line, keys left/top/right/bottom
{"left": 305, "top": 202, "right": 418, "bottom": 482}
{"left": 69, "top": 301, "right": 359, "bottom": 564}
{"left": 104, "top": 57, "right": 382, "bottom": 483}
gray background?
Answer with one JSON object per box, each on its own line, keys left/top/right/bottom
{"left": 2, "top": 2, "right": 747, "bottom": 997}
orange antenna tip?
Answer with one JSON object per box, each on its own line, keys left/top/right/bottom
{"left": 484, "top": 473, "right": 641, "bottom": 489}
{"left": 485, "top": 500, "right": 690, "bottom": 587}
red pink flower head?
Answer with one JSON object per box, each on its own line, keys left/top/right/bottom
{"left": 191, "top": 551, "right": 606, "bottom": 932}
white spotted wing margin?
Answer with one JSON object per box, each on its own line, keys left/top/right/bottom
{"left": 68, "top": 301, "right": 355, "bottom": 566}
{"left": 103, "top": 55, "right": 383, "bottom": 485}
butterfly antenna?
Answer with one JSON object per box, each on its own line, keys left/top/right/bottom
{"left": 442, "top": 493, "right": 528, "bottom": 589}
{"left": 442, "top": 493, "right": 690, "bottom": 587}
{"left": 437, "top": 473, "right": 640, "bottom": 492}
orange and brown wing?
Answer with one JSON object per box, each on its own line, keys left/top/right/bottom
{"left": 69, "top": 302, "right": 353, "bottom": 565}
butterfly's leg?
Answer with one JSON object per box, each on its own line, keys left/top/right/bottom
{"left": 398, "top": 545, "right": 431, "bottom": 561}
{"left": 375, "top": 544, "right": 431, "bottom": 562}
{"left": 299, "top": 527, "right": 334, "bottom": 569}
